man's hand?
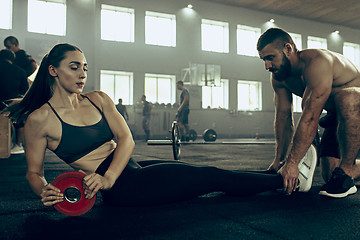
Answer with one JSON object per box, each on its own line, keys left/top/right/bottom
{"left": 278, "top": 162, "right": 299, "bottom": 195}
{"left": 267, "top": 160, "right": 282, "bottom": 172}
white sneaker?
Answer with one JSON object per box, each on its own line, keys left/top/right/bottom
{"left": 11, "top": 144, "right": 25, "bottom": 154}
{"left": 297, "top": 144, "right": 317, "bottom": 192}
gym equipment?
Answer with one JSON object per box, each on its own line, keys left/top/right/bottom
{"left": 148, "top": 121, "right": 276, "bottom": 160}
{"left": 188, "top": 128, "right": 217, "bottom": 142}
{"left": 202, "top": 129, "right": 217, "bottom": 142}
{"left": 147, "top": 121, "right": 181, "bottom": 160}
{"left": 52, "top": 171, "right": 96, "bottom": 216}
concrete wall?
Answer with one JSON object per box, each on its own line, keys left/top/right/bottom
{"left": 2, "top": 0, "right": 360, "bottom": 139}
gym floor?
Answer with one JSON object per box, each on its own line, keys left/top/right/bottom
{"left": 1, "top": 139, "right": 360, "bottom": 240}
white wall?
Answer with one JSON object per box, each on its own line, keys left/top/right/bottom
{"left": 2, "top": 0, "right": 359, "bottom": 139}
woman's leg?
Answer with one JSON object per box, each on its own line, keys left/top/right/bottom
{"left": 101, "top": 161, "right": 283, "bottom": 206}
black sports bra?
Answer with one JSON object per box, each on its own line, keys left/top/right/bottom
{"left": 47, "top": 96, "right": 113, "bottom": 164}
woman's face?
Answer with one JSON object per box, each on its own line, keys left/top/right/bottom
{"left": 50, "top": 50, "right": 88, "bottom": 94}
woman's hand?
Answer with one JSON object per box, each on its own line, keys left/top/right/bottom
{"left": 40, "top": 183, "right": 64, "bottom": 206}
{"left": 82, "top": 173, "right": 113, "bottom": 199}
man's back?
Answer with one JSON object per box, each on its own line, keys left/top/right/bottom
{"left": 14, "top": 49, "right": 36, "bottom": 77}
{"left": 0, "top": 61, "right": 29, "bottom": 102}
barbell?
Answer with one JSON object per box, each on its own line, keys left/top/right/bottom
{"left": 147, "top": 121, "right": 218, "bottom": 160}
{"left": 147, "top": 121, "right": 181, "bottom": 160}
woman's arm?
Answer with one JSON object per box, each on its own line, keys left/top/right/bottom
{"left": 83, "top": 92, "right": 135, "bottom": 199}
{"left": 24, "top": 109, "right": 63, "bottom": 206}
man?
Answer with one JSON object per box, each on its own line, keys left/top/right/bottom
{"left": 116, "top": 98, "right": 129, "bottom": 121}
{"left": 4, "top": 36, "right": 37, "bottom": 77}
{"left": 141, "top": 95, "right": 152, "bottom": 141}
{"left": 0, "top": 49, "right": 29, "bottom": 154}
{"left": 257, "top": 28, "right": 360, "bottom": 198}
{"left": 176, "top": 81, "right": 190, "bottom": 142}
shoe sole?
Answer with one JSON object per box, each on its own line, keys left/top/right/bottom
{"left": 319, "top": 185, "right": 357, "bottom": 198}
{"left": 298, "top": 144, "right": 318, "bottom": 192}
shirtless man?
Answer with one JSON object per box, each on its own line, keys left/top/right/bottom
{"left": 257, "top": 28, "right": 360, "bottom": 198}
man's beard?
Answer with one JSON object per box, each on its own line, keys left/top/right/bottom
{"left": 271, "top": 53, "right": 292, "bottom": 80}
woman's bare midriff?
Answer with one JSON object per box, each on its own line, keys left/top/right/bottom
{"left": 69, "top": 140, "right": 116, "bottom": 174}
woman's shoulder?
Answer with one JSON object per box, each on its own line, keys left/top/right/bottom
{"left": 27, "top": 104, "right": 52, "bottom": 126}
{"left": 83, "top": 91, "right": 113, "bottom": 105}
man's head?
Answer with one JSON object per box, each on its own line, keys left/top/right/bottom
{"left": 257, "top": 28, "right": 297, "bottom": 80}
{"left": 0, "top": 49, "right": 15, "bottom": 63}
{"left": 4, "top": 36, "right": 19, "bottom": 52}
{"left": 176, "top": 80, "right": 184, "bottom": 90}
{"left": 141, "top": 95, "right": 146, "bottom": 101}
{"left": 118, "top": 98, "right": 123, "bottom": 104}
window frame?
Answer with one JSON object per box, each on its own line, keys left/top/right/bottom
{"left": 145, "top": 11, "right": 176, "bottom": 47}
{"left": 101, "top": 4, "right": 135, "bottom": 43}
{"left": 144, "top": 73, "right": 176, "bottom": 104}
{"left": 307, "top": 36, "right": 327, "bottom": 49}
{"left": 201, "top": 19, "right": 229, "bottom": 53}
{"left": 27, "top": 0, "right": 66, "bottom": 36}
{"left": 237, "top": 80, "right": 262, "bottom": 111}
{"left": 236, "top": 24, "right": 261, "bottom": 57}
{"left": 343, "top": 42, "right": 360, "bottom": 67}
{"left": 100, "top": 70, "right": 134, "bottom": 105}
{"left": 0, "top": 0, "right": 12, "bottom": 30}
{"left": 202, "top": 79, "right": 229, "bottom": 109}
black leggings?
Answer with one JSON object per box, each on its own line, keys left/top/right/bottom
{"left": 96, "top": 152, "right": 283, "bottom": 206}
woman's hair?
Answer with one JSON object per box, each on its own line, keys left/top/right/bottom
{"left": 3, "top": 43, "right": 82, "bottom": 123}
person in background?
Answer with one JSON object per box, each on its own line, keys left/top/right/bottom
{"left": 0, "top": 49, "right": 29, "bottom": 154}
{"left": 116, "top": 98, "right": 129, "bottom": 121}
{"left": 4, "top": 36, "right": 37, "bottom": 77}
{"left": 141, "top": 95, "right": 152, "bottom": 141}
{"left": 176, "top": 81, "right": 190, "bottom": 142}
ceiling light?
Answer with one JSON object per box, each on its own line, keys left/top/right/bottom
{"left": 187, "top": 4, "right": 193, "bottom": 9}
{"left": 269, "top": 19, "right": 275, "bottom": 23}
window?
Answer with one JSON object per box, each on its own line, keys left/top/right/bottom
{"left": 237, "top": 25, "right": 261, "bottom": 56}
{"left": 293, "top": 94, "right": 302, "bottom": 112}
{"left": 144, "top": 74, "right": 176, "bottom": 104}
{"left": 101, "top": 5, "right": 134, "bottom": 42}
{"left": 237, "top": 80, "right": 262, "bottom": 111}
{"left": 100, "top": 70, "right": 134, "bottom": 105}
{"left": 289, "top": 32, "right": 302, "bottom": 50}
{"left": 307, "top": 36, "right": 327, "bottom": 49}
{"left": 343, "top": 42, "right": 360, "bottom": 67}
{"left": 202, "top": 19, "right": 229, "bottom": 53}
{"left": 0, "top": 0, "right": 12, "bottom": 30}
{"left": 202, "top": 79, "right": 229, "bottom": 109}
{"left": 145, "top": 11, "right": 176, "bottom": 47}
{"left": 28, "top": 0, "right": 66, "bottom": 36}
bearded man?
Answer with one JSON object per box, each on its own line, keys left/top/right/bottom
{"left": 257, "top": 28, "right": 360, "bottom": 198}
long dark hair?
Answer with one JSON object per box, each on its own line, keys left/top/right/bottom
{"left": 4, "top": 43, "right": 82, "bottom": 123}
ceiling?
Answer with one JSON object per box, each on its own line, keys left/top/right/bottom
{"left": 201, "top": 0, "right": 360, "bottom": 30}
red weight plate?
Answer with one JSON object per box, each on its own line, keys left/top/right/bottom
{"left": 52, "top": 171, "right": 96, "bottom": 216}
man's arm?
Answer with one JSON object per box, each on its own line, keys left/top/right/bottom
{"left": 270, "top": 78, "right": 294, "bottom": 170}
{"left": 280, "top": 56, "right": 332, "bottom": 194}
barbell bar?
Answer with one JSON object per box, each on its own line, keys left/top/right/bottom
{"left": 147, "top": 121, "right": 218, "bottom": 160}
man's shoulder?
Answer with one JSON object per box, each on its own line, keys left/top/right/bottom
{"left": 15, "top": 49, "right": 28, "bottom": 57}
{"left": 182, "top": 88, "right": 189, "bottom": 94}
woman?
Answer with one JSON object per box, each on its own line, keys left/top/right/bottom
{"left": 4, "top": 43, "right": 317, "bottom": 207}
